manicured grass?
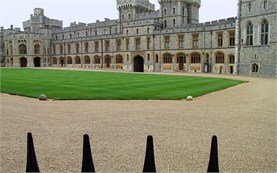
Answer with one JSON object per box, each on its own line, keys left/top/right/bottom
{"left": 0, "top": 68, "right": 245, "bottom": 100}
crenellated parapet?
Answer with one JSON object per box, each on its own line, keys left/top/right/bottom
{"left": 116, "top": 0, "right": 155, "bottom": 10}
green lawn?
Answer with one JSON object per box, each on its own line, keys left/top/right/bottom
{"left": 0, "top": 68, "right": 245, "bottom": 100}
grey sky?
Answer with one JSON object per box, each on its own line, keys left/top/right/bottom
{"left": 0, "top": 0, "right": 238, "bottom": 29}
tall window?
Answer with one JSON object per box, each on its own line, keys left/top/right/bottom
{"left": 215, "top": 52, "right": 225, "bottom": 63}
{"left": 191, "top": 53, "right": 201, "bottom": 63}
{"left": 34, "top": 44, "right": 40, "bottom": 54}
{"left": 76, "top": 43, "right": 79, "bottom": 53}
{"left": 94, "top": 41, "right": 99, "bottom": 52}
{"left": 19, "top": 44, "right": 27, "bottom": 54}
{"left": 60, "top": 44, "right": 63, "bottom": 54}
{"left": 135, "top": 38, "right": 140, "bottom": 50}
{"left": 192, "top": 34, "right": 199, "bottom": 48}
{"left": 173, "top": 19, "right": 176, "bottom": 27}
{"left": 229, "top": 55, "right": 235, "bottom": 64}
{"left": 116, "top": 40, "right": 121, "bottom": 51}
{"left": 229, "top": 31, "right": 235, "bottom": 46}
{"left": 147, "top": 37, "right": 150, "bottom": 50}
{"left": 165, "top": 36, "right": 170, "bottom": 49}
{"left": 173, "top": 8, "right": 176, "bottom": 15}
{"left": 248, "top": 3, "right": 252, "bottom": 12}
{"left": 105, "top": 41, "right": 110, "bottom": 52}
{"left": 67, "top": 44, "right": 71, "bottom": 54}
{"left": 53, "top": 45, "right": 56, "bottom": 55}
{"left": 263, "top": 0, "right": 268, "bottom": 9}
{"left": 164, "top": 9, "right": 167, "bottom": 16}
{"left": 10, "top": 45, "right": 13, "bottom": 55}
{"left": 164, "top": 20, "right": 167, "bottom": 29}
{"left": 246, "top": 22, "right": 253, "bottom": 46}
{"left": 126, "top": 39, "right": 129, "bottom": 50}
{"left": 94, "top": 56, "right": 100, "bottom": 64}
{"left": 261, "top": 19, "right": 269, "bottom": 45}
{"left": 217, "top": 32, "right": 223, "bottom": 47}
{"left": 178, "top": 35, "right": 184, "bottom": 48}
{"left": 84, "top": 42, "right": 89, "bottom": 53}
{"left": 128, "top": 14, "right": 131, "bottom": 20}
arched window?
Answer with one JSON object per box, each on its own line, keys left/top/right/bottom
{"left": 19, "top": 44, "right": 27, "bottom": 54}
{"left": 215, "top": 52, "right": 225, "bottom": 63}
{"left": 163, "top": 53, "right": 172, "bottom": 64}
{"left": 67, "top": 57, "right": 72, "bottom": 64}
{"left": 52, "top": 57, "right": 57, "bottom": 64}
{"left": 84, "top": 56, "right": 90, "bottom": 64}
{"left": 246, "top": 22, "right": 253, "bottom": 46}
{"left": 34, "top": 44, "right": 40, "bottom": 54}
{"left": 116, "top": 55, "right": 123, "bottom": 63}
{"left": 191, "top": 53, "right": 201, "bottom": 63}
{"left": 252, "top": 63, "right": 259, "bottom": 72}
{"left": 75, "top": 56, "right": 81, "bottom": 64}
{"left": 261, "top": 19, "right": 269, "bottom": 45}
{"left": 94, "top": 56, "right": 100, "bottom": 64}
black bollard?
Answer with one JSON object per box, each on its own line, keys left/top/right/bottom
{"left": 81, "top": 134, "right": 95, "bottom": 173}
{"left": 142, "top": 135, "right": 156, "bottom": 173}
{"left": 207, "top": 135, "right": 219, "bottom": 173}
{"left": 26, "top": 133, "right": 40, "bottom": 173}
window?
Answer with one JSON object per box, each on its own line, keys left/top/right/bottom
{"left": 75, "top": 56, "right": 81, "bottom": 64}
{"left": 116, "top": 40, "right": 121, "bottom": 51}
{"left": 116, "top": 56, "right": 123, "bottom": 63}
{"left": 126, "top": 39, "right": 129, "bottom": 50}
{"left": 177, "top": 55, "right": 186, "bottom": 63}
{"left": 136, "top": 28, "right": 139, "bottom": 35}
{"left": 135, "top": 38, "right": 140, "bottom": 50}
{"left": 34, "top": 44, "right": 40, "bottom": 54}
{"left": 122, "top": 15, "right": 124, "bottom": 20}
{"left": 105, "top": 41, "right": 110, "bottom": 52}
{"left": 147, "top": 28, "right": 150, "bottom": 34}
{"left": 217, "top": 33, "right": 223, "bottom": 47}
{"left": 67, "top": 44, "right": 71, "bottom": 54}
{"left": 248, "top": 3, "right": 252, "bottom": 12}
{"left": 246, "top": 22, "right": 253, "bottom": 46}
{"left": 178, "top": 35, "right": 184, "bottom": 48}
{"left": 229, "top": 31, "right": 235, "bottom": 46}
{"left": 215, "top": 52, "right": 225, "bottom": 63}
{"left": 263, "top": 0, "right": 268, "bottom": 9}
{"left": 164, "top": 9, "right": 167, "bottom": 16}
{"left": 19, "top": 44, "right": 27, "bottom": 54}
{"left": 6, "top": 49, "right": 9, "bottom": 56}
{"left": 76, "top": 43, "right": 79, "bottom": 53}
{"left": 173, "top": 19, "right": 176, "bottom": 27}
{"left": 53, "top": 45, "right": 56, "bottom": 54}
{"left": 60, "top": 45, "right": 63, "bottom": 54}
{"left": 147, "top": 37, "right": 150, "bottom": 49}
{"left": 252, "top": 63, "right": 259, "bottom": 72}
{"left": 261, "top": 19, "right": 269, "bottom": 45}
{"left": 94, "top": 56, "right": 100, "bottom": 64}
{"left": 192, "top": 34, "right": 199, "bottom": 48}
{"left": 165, "top": 36, "right": 170, "bottom": 49}
{"left": 94, "top": 41, "right": 99, "bottom": 52}
{"left": 147, "top": 54, "right": 150, "bottom": 61}
{"left": 229, "top": 55, "right": 235, "bottom": 64}
{"left": 67, "top": 57, "right": 72, "bottom": 64}
{"left": 191, "top": 53, "right": 201, "bottom": 63}
{"left": 10, "top": 45, "right": 13, "bottom": 55}
{"left": 127, "top": 54, "right": 129, "bottom": 61}
{"left": 173, "top": 8, "right": 176, "bottom": 15}
{"left": 164, "top": 20, "right": 167, "bottom": 29}
{"left": 53, "top": 57, "right": 57, "bottom": 64}
{"left": 84, "top": 42, "right": 89, "bottom": 53}
{"left": 126, "top": 30, "right": 129, "bottom": 35}
{"left": 84, "top": 56, "right": 90, "bottom": 64}
{"left": 163, "top": 54, "right": 172, "bottom": 64}
{"left": 128, "top": 14, "right": 131, "bottom": 20}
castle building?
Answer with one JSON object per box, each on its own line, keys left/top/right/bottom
{"left": 1, "top": 0, "right": 276, "bottom": 77}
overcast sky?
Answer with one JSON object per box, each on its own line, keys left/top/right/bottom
{"left": 0, "top": 0, "right": 238, "bottom": 29}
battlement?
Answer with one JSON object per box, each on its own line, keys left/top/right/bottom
{"left": 158, "top": 0, "right": 201, "bottom": 6}
{"left": 117, "top": 0, "right": 155, "bottom": 10}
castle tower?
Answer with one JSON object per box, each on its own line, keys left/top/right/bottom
{"left": 116, "top": 0, "right": 155, "bottom": 32}
{"left": 159, "top": 0, "right": 201, "bottom": 29}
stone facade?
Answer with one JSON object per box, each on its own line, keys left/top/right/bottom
{"left": 1, "top": 0, "right": 276, "bottom": 77}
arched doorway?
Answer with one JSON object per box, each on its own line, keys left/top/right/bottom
{"left": 34, "top": 57, "right": 41, "bottom": 67}
{"left": 134, "top": 56, "right": 144, "bottom": 72}
{"left": 20, "top": 57, "right": 27, "bottom": 67}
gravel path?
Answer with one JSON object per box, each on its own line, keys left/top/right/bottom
{"left": 0, "top": 70, "right": 276, "bottom": 172}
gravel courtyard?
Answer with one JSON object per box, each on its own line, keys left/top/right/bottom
{"left": 0, "top": 71, "right": 276, "bottom": 172}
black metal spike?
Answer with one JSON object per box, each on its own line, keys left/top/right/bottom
{"left": 142, "top": 135, "right": 156, "bottom": 173}
{"left": 207, "top": 135, "right": 219, "bottom": 173}
{"left": 26, "top": 133, "right": 40, "bottom": 173}
{"left": 81, "top": 134, "right": 95, "bottom": 173}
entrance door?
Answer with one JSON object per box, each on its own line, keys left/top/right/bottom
{"left": 34, "top": 57, "right": 41, "bottom": 67}
{"left": 134, "top": 56, "right": 144, "bottom": 72}
{"left": 20, "top": 57, "right": 27, "bottom": 67}
{"left": 178, "top": 56, "right": 184, "bottom": 71}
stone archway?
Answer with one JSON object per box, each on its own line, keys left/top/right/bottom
{"left": 20, "top": 57, "right": 27, "bottom": 67}
{"left": 34, "top": 57, "right": 41, "bottom": 67}
{"left": 134, "top": 56, "right": 144, "bottom": 72}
